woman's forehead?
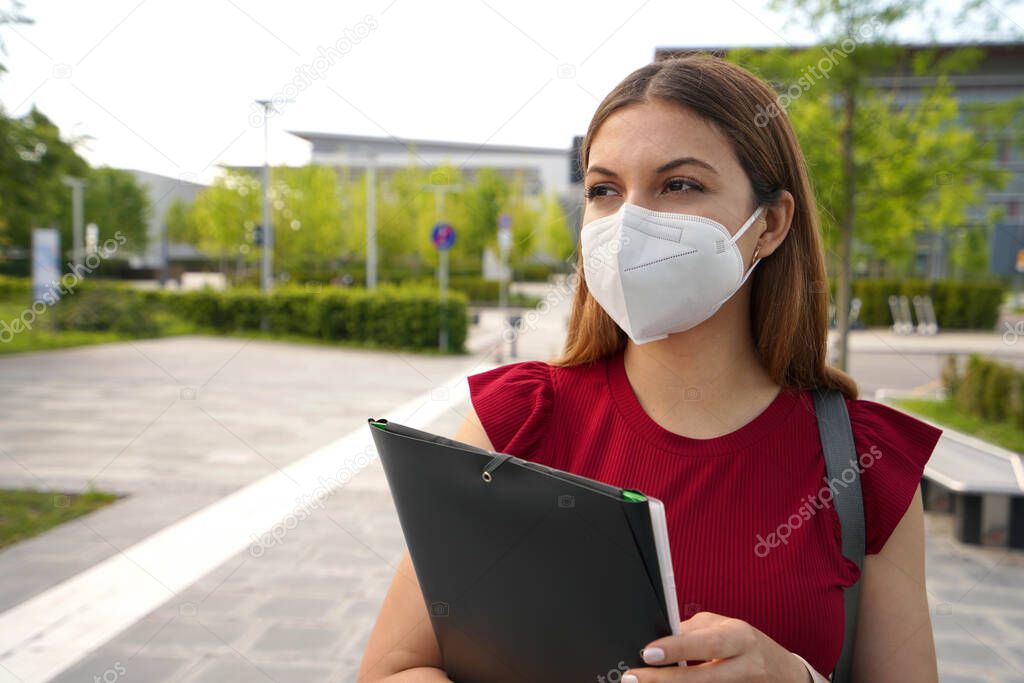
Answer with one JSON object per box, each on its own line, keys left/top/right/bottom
{"left": 588, "top": 100, "right": 738, "bottom": 175}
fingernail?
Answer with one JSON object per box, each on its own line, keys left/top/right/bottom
{"left": 623, "top": 675, "right": 638, "bottom": 683}
{"left": 641, "top": 646, "right": 665, "bottom": 663}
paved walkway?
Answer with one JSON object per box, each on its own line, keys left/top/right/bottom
{"left": 0, "top": 336, "right": 497, "bottom": 614}
{"left": 0, "top": 278, "right": 1021, "bottom": 682}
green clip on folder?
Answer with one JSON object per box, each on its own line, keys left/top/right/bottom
{"left": 367, "top": 417, "right": 682, "bottom": 683}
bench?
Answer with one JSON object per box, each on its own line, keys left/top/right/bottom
{"left": 920, "top": 431, "right": 1024, "bottom": 548}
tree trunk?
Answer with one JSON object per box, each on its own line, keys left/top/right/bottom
{"left": 836, "top": 85, "right": 856, "bottom": 372}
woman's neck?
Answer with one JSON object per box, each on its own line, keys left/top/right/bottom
{"left": 621, "top": 301, "right": 781, "bottom": 440}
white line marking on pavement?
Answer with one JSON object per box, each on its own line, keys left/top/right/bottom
{"left": 0, "top": 362, "right": 496, "bottom": 683}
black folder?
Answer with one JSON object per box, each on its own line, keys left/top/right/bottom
{"left": 368, "top": 417, "right": 683, "bottom": 682}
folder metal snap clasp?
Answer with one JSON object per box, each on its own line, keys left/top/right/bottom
{"left": 481, "top": 452, "right": 513, "bottom": 482}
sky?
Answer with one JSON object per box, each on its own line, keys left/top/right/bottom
{"left": 0, "top": 0, "right": 1019, "bottom": 185}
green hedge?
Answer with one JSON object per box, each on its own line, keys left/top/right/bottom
{"left": 51, "top": 284, "right": 165, "bottom": 337}
{"left": 231, "top": 262, "right": 564, "bottom": 287}
{"left": 232, "top": 264, "right": 485, "bottom": 289}
{"left": 512, "top": 262, "right": 561, "bottom": 282}
{"left": 829, "top": 278, "right": 1005, "bottom": 330}
{"left": 0, "top": 275, "right": 30, "bottom": 300}
{"left": 404, "top": 275, "right": 542, "bottom": 307}
{"left": 448, "top": 276, "right": 499, "bottom": 303}
{"left": 49, "top": 281, "right": 468, "bottom": 352}
{"left": 944, "top": 354, "right": 1024, "bottom": 429}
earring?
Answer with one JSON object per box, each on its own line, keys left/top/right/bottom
{"left": 751, "top": 244, "right": 761, "bottom": 267}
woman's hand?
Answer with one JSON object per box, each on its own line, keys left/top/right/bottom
{"left": 621, "top": 611, "right": 812, "bottom": 682}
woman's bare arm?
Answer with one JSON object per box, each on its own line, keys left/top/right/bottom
{"left": 357, "top": 406, "right": 496, "bottom": 681}
{"left": 852, "top": 486, "right": 939, "bottom": 682}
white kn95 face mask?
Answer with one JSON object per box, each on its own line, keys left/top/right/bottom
{"left": 580, "top": 202, "right": 765, "bottom": 344}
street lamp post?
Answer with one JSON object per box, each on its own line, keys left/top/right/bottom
{"left": 425, "top": 181, "right": 461, "bottom": 352}
{"left": 496, "top": 213, "right": 512, "bottom": 362}
{"left": 254, "top": 99, "right": 275, "bottom": 295}
{"left": 366, "top": 150, "right": 377, "bottom": 289}
{"left": 62, "top": 176, "right": 86, "bottom": 268}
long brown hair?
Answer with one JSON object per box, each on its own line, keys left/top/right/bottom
{"left": 549, "top": 53, "right": 858, "bottom": 400}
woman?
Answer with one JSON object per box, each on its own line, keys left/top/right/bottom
{"left": 358, "top": 54, "right": 943, "bottom": 682}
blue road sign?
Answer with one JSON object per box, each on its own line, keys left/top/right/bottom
{"left": 431, "top": 222, "right": 456, "bottom": 251}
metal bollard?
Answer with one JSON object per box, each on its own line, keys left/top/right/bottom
{"left": 508, "top": 314, "right": 523, "bottom": 358}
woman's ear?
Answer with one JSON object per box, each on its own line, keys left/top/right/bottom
{"left": 756, "top": 189, "right": 795, "bottom": 259}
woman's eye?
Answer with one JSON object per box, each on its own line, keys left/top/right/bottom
{"left": 664, "top": 178, "right": 703, "bottom": 194}
{"left": 584, "top": 184, "right": 619, "bottom": 199}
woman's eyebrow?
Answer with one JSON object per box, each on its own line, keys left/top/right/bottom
{"left": 655, "top": 157, "right": 718, "bottom": 174}
{"left": 585, "top": 165, "right": 619, "bottom": 177}
{"left": 585, "top": 156, "right": 718, "bottom": 177}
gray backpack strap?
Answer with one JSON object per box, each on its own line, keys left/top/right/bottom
{"left": 811, "top": 387, "right": 865, "bottom": 683}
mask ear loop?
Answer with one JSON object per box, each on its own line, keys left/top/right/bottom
{"left": 737, "top": 207, "right": 767, "bottom": 287}
{"left": 730, "top": 204, "right": 765, "bottom": 245}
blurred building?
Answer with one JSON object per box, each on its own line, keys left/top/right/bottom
{"left": 289, "top": 131, "right": 580, "bottom": 224}
{"left": 125, "top": 169, "right": 207, "bottom": 274}
{"left": 654, "top": 42, "right": 1024, "bottom": 279}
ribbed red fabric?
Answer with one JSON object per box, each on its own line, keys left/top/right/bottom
{"left": 467, "top": 346, "right": 943, "bottom": 675}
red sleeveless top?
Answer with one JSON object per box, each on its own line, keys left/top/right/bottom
{"left": 466, "top": 347, "right": 943, "bottom": 675}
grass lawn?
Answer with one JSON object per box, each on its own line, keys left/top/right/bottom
{"left": 892, "top": 397, "right": 1024, "bottom": 454}
{"left": 0, "top": 488, "right": 121, "bottom": 550}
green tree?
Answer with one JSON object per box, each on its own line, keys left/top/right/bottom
{"left": 728, "top": 0, "right": 1019, "bottom": 370}
{"left": 453, "top": 167, "right": 509, "bottom": 273}
{"left": 496, "top": 172, "right": 536, "bottom": 268}
{"left": 177, "top": 162, "right": 574, "bottom": 284}
{"left": 337, "top": 164, "right": 367, "bottom": 261}
{"left": 164, "top": 197, "right": 190, "bottom": 245}
{"left": 181, "top": 165, "right": 348, "bottom": 279}
{"left": 536, "top": 191, "right": 573, "bottom": 263}
{"left": 185, "top": 169, "right": 261, "bottom": 270}
{"left": 379, "top": 164, "right": 441, "bottom": 273}
{"left": 0, "top": 106, "right": 89, "bottom": 250}
{"left": 0, "top": 1, "right": 32, "bottom": 76}
{"left": 271, "top": 164, "right": 344, "bottom": 277}
{"left": 61, "top": 166, "right": 152, "bottom": 253}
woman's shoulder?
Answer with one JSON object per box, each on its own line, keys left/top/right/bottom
{"left": 466, "top": 360, "right": 555, "bottom": 459}
{"left": 466, "top": 356, "right": 609, "bottom": 458}
{"left": 467, "top": 360, "right": 555, "bottom": 403}
{"left": 841, "top": 395, "right": 944, "bottom": 555}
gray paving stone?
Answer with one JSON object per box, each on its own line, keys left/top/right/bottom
{"left": 190, "top": 657, "right": 335, "bottom": 683}
{"left": 255, "top": 596, "right": 345, "bottom": 619}
{"left": 935, "top": 635, "right": 1024, "bottom": 678}
{"left": 955, "top": 586, "right": 1024, "bottom": 611}
{"left": 121, "top": 615, "right": 253, "bottom": 651}
{"left": 939, "top": 675, "right": 990, "bottom": 683}
{"left": 50, "top": 650, "right": 189, "bottom": 683}
{"left": 249, "top": 623, "right": 349, "bottom": 653}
